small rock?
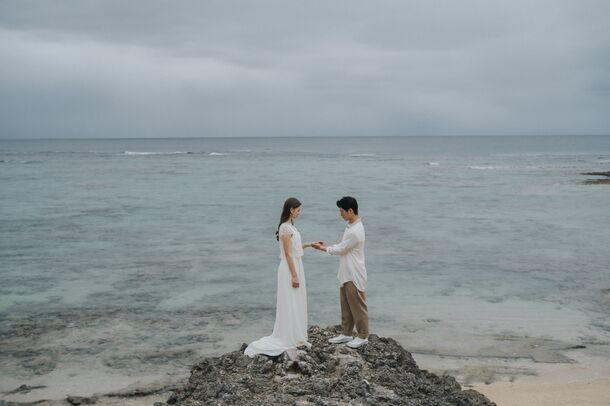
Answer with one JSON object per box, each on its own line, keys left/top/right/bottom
{"left": 4, "top": 384, "right": 47, "bottom": 395}
{"left": 66, "top": 395, "right": 98, "bottom": 405}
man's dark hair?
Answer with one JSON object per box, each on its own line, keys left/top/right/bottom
{"left": 336, "top": 196, "right": 358, "bottom": 215}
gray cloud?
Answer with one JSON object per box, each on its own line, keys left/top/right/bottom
{"left": 1, "top": 0, "right": 609, "bottom": 138}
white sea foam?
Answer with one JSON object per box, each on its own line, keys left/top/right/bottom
{"left": 209, "top": 152, "right": 230, "bottom": 156}
{"left": 122, "top": 151, "right": 189, "bottom": 156}
{"left": 123, "top": 151, "right": 155, "bottom": 155}
{"left": 427, "top": 162, "right": 440, "bottom": 166}
{"left": 469, "top": 165, "right": 501, "bottom": 170}
{"left": 349, "top": 153, "right": 376, "bottom": 157}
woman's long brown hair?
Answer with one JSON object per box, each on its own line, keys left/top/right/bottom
{"left": 276, "top": 197, "right": 301, "bottom": 241}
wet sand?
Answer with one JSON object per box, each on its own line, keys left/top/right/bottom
{"left": 473, "top": 380, "right": 610, "bottom": 406}
{"left": 416, "top": 349, "right": 610, "bottom": 406}
{"left": 1, "top": 376, "right": 187, "bottom": 405}
{"left": 2, "top": 326, "right": 610, "bottom": 405}
{"left": 11, "top": 349, "right": 608, "bottom": 406}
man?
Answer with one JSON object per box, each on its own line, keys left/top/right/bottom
{"left": 313, "top": 196, "right": 368, "bottom": 348}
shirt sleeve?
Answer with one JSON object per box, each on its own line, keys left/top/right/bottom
{"left": 278, "top": 223, "right": 293, "bottom": 237}
{"left": 326, "top": 231, "right": 360, "bottom": 255}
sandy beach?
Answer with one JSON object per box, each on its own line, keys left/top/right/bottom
{"left": 3, "top": 338, "right": 609, "bottom": 405}
{"left": 417, "top": 349, "right": 610, "bottom": 406}
{"left": 471, "top": 353, "right": 610, "bottom": 406}
{"left": 473, "top": 380, "right": 610, "bottom": 406}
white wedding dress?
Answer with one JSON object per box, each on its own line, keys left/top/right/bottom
{"left": 244, "top": 222, "right": 308, "bottom": 357}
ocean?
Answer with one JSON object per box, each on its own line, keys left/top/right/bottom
{"left": 1, "top": 135, "right": 610, "bottom": 399}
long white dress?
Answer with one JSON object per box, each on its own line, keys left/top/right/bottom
{"left": 244, "top": 222, "right": 308, "bottom": 357}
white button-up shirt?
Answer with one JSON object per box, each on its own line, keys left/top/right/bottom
{"left": 326, "top": 218, "right": 367, "bottom": 292}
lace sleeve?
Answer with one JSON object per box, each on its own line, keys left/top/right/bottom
{"left": 278, "top": 223, "right": 293, "bottom": 237}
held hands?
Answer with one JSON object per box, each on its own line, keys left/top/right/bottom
{"left": 293, "top": 241, "right": 326, "bottom": 288}
{"left": 311, "top": 241, "right": 327, "bottom": 251}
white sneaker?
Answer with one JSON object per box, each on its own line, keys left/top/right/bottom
{"left": 328, "top": 334, "right": 353, "bottom": 344}
{"left": 346, "top": 337, "right": 368, "bottom": 348}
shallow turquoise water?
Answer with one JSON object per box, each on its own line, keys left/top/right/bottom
{"left": 1, "top": 136, "right": 610, "bottom": 391}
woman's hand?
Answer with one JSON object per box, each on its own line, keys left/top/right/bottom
{"left": 291, "top": 275, "right": 300, "bottom": 288}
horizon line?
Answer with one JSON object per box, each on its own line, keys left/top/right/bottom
{"left": 2, "top": 134, "right": 610, "bottom": 141}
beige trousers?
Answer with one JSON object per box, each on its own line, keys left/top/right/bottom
{"left": 340, "top": 281, "right": 369, "bottom": 339}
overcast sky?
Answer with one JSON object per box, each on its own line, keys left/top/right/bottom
{"left": 1, "top": 0, "right": 609, "bottom": 138}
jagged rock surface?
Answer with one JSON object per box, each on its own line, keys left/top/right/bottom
{"left": 582, "top": 171, "right": 610, "bottom": 184}
{"left": 164, "top": 325, "right": 495, "bottom": 405}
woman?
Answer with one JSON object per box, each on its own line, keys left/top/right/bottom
{"left": 244, "top": 197, "right": 314, "bottom": 357}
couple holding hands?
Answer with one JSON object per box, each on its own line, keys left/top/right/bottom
{"left": 244, "top": 196, "right": 369, "bottom": 358}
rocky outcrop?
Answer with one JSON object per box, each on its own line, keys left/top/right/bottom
{"left": 163, "top": 325, "right": 494, "bottom": 405}
{"left": 582, "top": 171, "right": 610, "bottom": 184}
